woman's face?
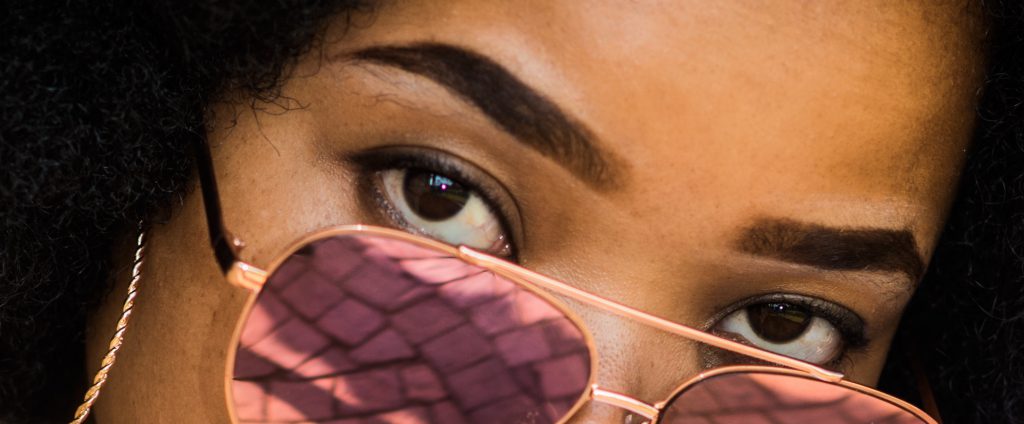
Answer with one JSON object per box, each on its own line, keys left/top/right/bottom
{"left": 88, "top": 1, "right": 984, "bottom": 422}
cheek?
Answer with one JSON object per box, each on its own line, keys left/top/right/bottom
{"left": 567, "top": 305, "right": 707, "bottom": 402}
{"left": 104, "top": 96, "right": 379, "bottom": 420}
{"left": 205, "top": 99, "right": 369, "bottom": 268}
{"left": 87, "top": 192, "right": 252, "bottom": 422}
{"left": 844, "top": 320, "right": 904, "bottom": 386}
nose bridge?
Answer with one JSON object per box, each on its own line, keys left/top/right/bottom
{"left": 554, "top": 293, "right": 702, "bottom": 408}
{"left": 591, "top": 385, "right": 660, "bottom": 422}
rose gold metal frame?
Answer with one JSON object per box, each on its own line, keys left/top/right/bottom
{"left": 222, "top": 225, "right": 600, "bottom": 423}
{"left": 657, "top": 366, "right": 937, "bottom": 423}
{"left": 191, "top": 139, "right": 940, "bottom": 424}
{"left": 220, "top": 225, "right": 938, "bottom": 424}
{"left": 460, "top": 244, "right": 940, "bottom": 424}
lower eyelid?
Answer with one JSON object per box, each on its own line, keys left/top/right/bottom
{"left": 707, "top": 328, "right": 850, "bottom": 370}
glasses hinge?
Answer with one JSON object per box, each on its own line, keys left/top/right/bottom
{"left": 226, "top": 261, "right": 268, "bottom": 291}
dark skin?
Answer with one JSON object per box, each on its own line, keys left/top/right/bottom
{"left": 87, "top": 1, "right": 984, "bottom": 422}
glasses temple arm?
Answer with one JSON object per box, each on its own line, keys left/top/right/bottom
{"left": 458, "top": 246, "right": 844, "bottom": 383}
{"left": 192, "top": 138, "right": 238, "bottom": 274}
{"left": 904, "top": 334, "right": 944, "bottom": 423}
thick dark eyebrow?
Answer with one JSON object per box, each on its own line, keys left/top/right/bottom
{"left": 736, "top": 218, "right": 926, "bottom": 282}
{"left": 345, "top": 43, "right": 622, "bottom": 190}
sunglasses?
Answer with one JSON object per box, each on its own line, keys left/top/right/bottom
{"left": 185, "top": 140, "right": 940, "bottom": 424}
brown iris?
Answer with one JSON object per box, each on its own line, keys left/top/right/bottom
{"left": 747, "top": 303, "right": 812, "bottom": 343}
{"left": 402, "top": 171, "right": 470, "bottom": 221}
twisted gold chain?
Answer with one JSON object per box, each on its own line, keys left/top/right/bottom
{"left": 70, "top": 223, "right": 146, "bottom": 424}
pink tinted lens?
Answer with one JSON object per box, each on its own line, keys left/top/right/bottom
{"left": 660, "top": 371, "right": 929, "bottom": 424}
{"left": 230, "top": 234, "right": 591, "bottom": 423}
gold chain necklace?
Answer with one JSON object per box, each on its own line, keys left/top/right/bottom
{"left": 71, "top": 222, "right": 146, "bottom": 424}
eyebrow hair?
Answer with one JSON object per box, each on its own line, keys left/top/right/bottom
{"left": 736, "top": 218, "right": 926, "bottom": 282}
{"left": 346, "top": 43, "right": 622, "bottom": 190}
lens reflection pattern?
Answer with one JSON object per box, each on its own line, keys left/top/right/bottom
{"left": 661, "top": 372, "right": 926, "bottom": 424}
{"left": 231, "top": 235, "right": 591, "bottom": 423}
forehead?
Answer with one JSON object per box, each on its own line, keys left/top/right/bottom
{"left": 339, "top": 0, "right": 984, "bottom": 238}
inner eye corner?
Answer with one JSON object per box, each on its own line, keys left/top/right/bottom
{"left": 748, "top": 302, "right": 814, "bottom": 343}
{"left": 401, "top": 169, "right": 471, "bottom": 221}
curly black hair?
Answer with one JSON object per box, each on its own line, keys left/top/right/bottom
{"left": 1, "top": 1, "right": 1020, "bottom": 423}
{"left": 883, "top": 2, "right": 1024, "bottom": 422}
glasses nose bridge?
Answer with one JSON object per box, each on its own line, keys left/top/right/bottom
{"left": 590, "top": 385, "right": 661, "bottom": 423}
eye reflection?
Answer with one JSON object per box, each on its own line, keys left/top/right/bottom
{"left": 378, "top": 168, "right": 512, "bottom": 256}
{"left": 748, "top": 303, "right": 812, "bottom": 342}
{"left": 402, "top": 172, "right": 469, "bottom": 220}
{"left": 714, "top": 300, "right": 848, "bottom": 365}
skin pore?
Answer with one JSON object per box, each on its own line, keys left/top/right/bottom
{"left": 86, "top": 1, "right": 984, "bottom": 422}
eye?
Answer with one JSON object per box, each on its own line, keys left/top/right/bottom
{"left": 714, "top": 300, "right": 850, "bottom": 365}
{"left": 378, "top": 167, "right": 512, "bottom": 256}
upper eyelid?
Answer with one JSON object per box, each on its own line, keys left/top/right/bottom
{"left": 345, "top": 43, "right": 624, "bottom": 190}
{"left": 711, "top": 293, "right": 863, "bottom": 325}
{"left": 351, "top": 147, "right": 512, "bottom": 206}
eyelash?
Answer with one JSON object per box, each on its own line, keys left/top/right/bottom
{"left": 349, "top": 148, "right": 522, "bottom": 260}
{"left": 710, "top": 293, "right": 869, "bottom": 369}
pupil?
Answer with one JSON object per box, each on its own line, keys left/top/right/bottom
{"left": 402, "top": 171, "right": 469, "bottom": 221}
{"left": 747, "top": 302, "right": 811, "bottom": 343}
